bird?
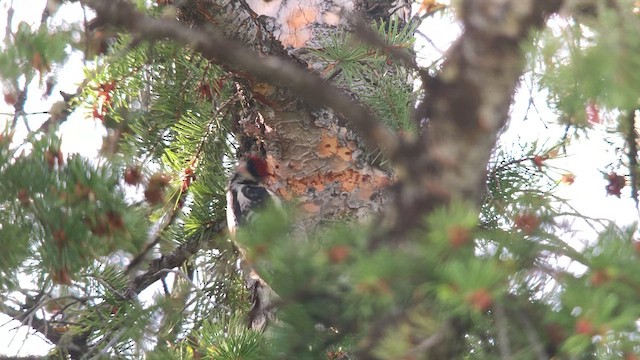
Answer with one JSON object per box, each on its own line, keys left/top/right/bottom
{"left": 226, "top": 155, "right": 281, "bottom": 331}
{"left": 226, "top": 155, "right": 280, "bottom": 236}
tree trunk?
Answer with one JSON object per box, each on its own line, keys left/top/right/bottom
{"left": 180, "top": 0, "right": 397, "bottom": 224}
{"left": 177, "top": 0, "right": 401, "bottom": 329}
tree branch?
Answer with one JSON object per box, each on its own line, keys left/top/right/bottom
{"left": 130, "top": 221, "right": 227, "bottom": 295}
{"left": 373, "top": 0, "right": 564, "bottom": 246}
{"left": 79, "top": 0, "right": 401, "bottom": 162}
{"left": 0, "top": 303, "right": 87, "bottom": 358}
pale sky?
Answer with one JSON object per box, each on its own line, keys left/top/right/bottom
{"left": 0, "top": 0, "right": 638, "bottom": 356}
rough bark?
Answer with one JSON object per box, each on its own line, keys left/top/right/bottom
{"left": 173, "top": 0, "right": 397, "bottom": 230}
{"left": 375, "top": 0, "right": 564, "bottom": 247}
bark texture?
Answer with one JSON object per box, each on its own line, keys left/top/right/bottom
{"left": 374, "top": 0, "right": 564, "bottom": 246}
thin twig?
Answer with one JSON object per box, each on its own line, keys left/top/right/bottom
{"left": 626, "top": 109, "right": 639, "bottom": 208}
{"left": 494, "top": 302, "right": 513, "bottom": 360}
{"left": 404, "top": 326, "right": 447, "bottom": 356}
{"left": 0, "top": 110, "right": 51, "bottom": 116}
{"left": 415, "top": 29, "right": 445, "bottom": 55}
{"left": 513, "top": 307, "right": 551, "bottom": 360}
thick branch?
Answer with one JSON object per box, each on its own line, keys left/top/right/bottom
{"left": 79, "top": 0, "right": 401, "bottom": 161}
{"left": 130, "top": 221, "right": 226, "bottom": 294}
{"left": 375, "top": 0, "right": 564, "bottom": 245}
{"left": 422, "top": 0, "right": 562, "bottom": 199}
{"left": 626, "top": 109, "right": 638, "bottom": 206}
{"left": 0, "top": 303, "right": 87, "bottom": 358}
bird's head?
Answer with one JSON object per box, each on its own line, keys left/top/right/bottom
{"left": 236, "top": 155, "right": 270, "bottom": 182}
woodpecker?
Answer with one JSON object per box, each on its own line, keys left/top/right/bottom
{"left": 226, "top": 155, "right": 280, "bottom": 236}
{"left": 226, "top": 155, "right": 281, "bottom": 331}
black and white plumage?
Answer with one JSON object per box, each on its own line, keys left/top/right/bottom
{"left": 226, "top": 155, "right": 280, "bottom": 235}
{"left": 225, "top": 155, "right": 281, "bottom": 331}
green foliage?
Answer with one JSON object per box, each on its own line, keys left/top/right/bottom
{"left": 149, "top": 314, "right": 265, "bottom": 360}
{"left": 199, "top": 316, "right": 264, "bottom": 359}
{"left": 0, "top": 133, "right": 147, "bottom": 290}
{"left": 0, "top": 22, "right": 70, "bottom": 84}
{"left": 481, "top": 139, "right": 594, "bottom": 270}
{"left": 534, "top": 0, "right": 640, "bottom": 126}
{"left": 234, "top": 199, "right": 559, "bottom": 358}
{"left": 314, "top": 16, "right": 418, "bottom": 133}
{"left": 22, "top": 19, "right": 242, "bottom": 356}
{"left": 81, "top": 34, "right": 233, "bottom": 233}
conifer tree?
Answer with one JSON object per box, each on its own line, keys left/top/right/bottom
{"left": 1, "top": 0, "right": 640, "bottom": 359}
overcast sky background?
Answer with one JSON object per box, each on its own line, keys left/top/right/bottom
{"left": 0, "top": 0, "right": 638, "bottom": 356}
